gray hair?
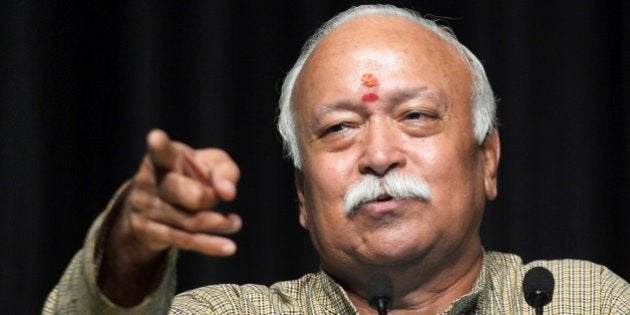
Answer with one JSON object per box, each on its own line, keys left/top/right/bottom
{"left": 277, "top": 4, "right": 497, "bottom": 169}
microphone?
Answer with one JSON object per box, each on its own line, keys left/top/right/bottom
{"left": 523, "top": 266, "right": 555, "bottom": 315}
{"left": 366, "top": 274, "right": 393, "bottom": 315}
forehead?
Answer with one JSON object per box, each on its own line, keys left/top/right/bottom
{"left": 292, "top": 15, "right": 471, "bottom": 110}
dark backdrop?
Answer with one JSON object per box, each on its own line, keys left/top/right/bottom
{"left": 1, "top": 1, "right": 628, "bottom": 313}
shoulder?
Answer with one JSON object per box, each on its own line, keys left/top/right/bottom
{"left": 169, "top": 273, "right": 319, "bottom": 314}
{"left": 485, "top": 251, "right": 627, "bottom": 290}
{"left": 484, "top": 251, "right": 629, "bottom": 314}
{"left": 485, "top": 251, "right": 618, "bottom": 278}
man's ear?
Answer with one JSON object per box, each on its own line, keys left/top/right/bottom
{"left": 294, "top": 169, "right": 309, "bottom": 229}
{"left": 482, "top": 129, "right": 501, "bottom": 200}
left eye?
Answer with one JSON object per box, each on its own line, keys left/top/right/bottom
{"left": 405, "top": 111, "right": 433, "bottom": 120}
{"left": 405, "top": 111, "right": 424, "bottom": 120}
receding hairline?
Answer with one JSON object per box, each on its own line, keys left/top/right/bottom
{"left": 278, "top": 5, "right": 497, "bottom": 168}
{"left": 291, "top": 13, "right": 472, "bottom": 107}
{"left": 301, "top": 13, "right": 467, "bottom": 68}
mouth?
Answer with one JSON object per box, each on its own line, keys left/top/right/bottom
{"left": 356, "top": 193, "right": 404, "bottom": 216}
{"left": 375, "top": 193, "right": 393, "bottom": 202}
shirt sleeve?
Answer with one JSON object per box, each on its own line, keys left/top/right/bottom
{"left": 41, "top": 182, "right": 178, "bottom": 315}
{"left": 599, "top": 265, "right": 630, "bottom": 314}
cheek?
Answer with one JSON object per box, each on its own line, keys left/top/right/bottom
{"left": 404, "top": 137, "right": 442, "bottom": 178}
{"left": 409, "top": 136, "right": 479, "bottom": 194}
{"left": 302, "top": 145, "right": 360, "bottom": 188}
{"left": 302, "top": 157, "right": 350, "bottom": 205}
{"left": 300, "top": 153, "right": 360, "bottom": 230}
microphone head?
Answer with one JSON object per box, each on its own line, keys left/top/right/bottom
{"left": 523, "top": 266, "right": 555, "bottom": 308}
{"left": 366, "top": 274, "right": 393, "bottom": 311}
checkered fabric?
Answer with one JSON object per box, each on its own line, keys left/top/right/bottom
{"left": 43, "top": 185, "right": 629, "bottom": 314}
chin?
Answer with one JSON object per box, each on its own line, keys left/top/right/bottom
{"left": 356, "top": 241, "right": 429, "bottom": 268}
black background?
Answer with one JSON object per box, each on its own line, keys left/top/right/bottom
{"left": 1, "top": 1, "right": 628, "bottom": 313}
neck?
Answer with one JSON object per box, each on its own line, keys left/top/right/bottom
{"left": 339, "top": 243, "right": 484, "bottom": 314}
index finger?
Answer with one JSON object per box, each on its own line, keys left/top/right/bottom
{"left": 147, "top": 129, "right": 179, "bottom": 170}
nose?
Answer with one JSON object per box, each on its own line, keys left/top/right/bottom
{"left": 358, "top": 118, "right": 406, "bottom": 176}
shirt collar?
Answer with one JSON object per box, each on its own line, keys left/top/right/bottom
{"left": 440, "top": 251, "right": 491, "bottom": 314}
{"left": 312, "top": 269, "right": 358, "bottom": 314}
{"left": 311, "top": 251, "right": 492, "bottom": 314}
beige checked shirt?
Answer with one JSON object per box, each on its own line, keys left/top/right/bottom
{"left": 43, "top": 186, "right": 629, "bottom": 314}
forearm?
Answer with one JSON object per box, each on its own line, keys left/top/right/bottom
{"left": 98, "top": 215, "right": 171, "bottom": 306}
{"left": 42, "top": 183, "right": 178, "bottom": 314}
{"left": 97, "top": 183, "right": 172, "bottom": 306}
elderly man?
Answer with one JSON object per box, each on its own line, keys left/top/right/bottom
{"left": 43, "top": 4, "right": 628, "bottom": 314}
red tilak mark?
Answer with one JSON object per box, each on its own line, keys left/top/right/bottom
{"left": 361, "top": 73, "right": 379, "bottom": 87}
{"left": 362, "top": 93, "right": 379, "bottom": 103}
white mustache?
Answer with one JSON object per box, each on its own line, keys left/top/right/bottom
{"left": 343, "top": 172, "right": 432, "bottom": 215}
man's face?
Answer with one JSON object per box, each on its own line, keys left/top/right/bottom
{"left": 292, "top": 16, "right": 499, "bottom": 274}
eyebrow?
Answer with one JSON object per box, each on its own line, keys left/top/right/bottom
{"left": 314, "top": 87, "right": 446, "bottom": 121}
{"left": 315, "top": 101, "right": 368, "bottom": 121}
{"left": 386, "top": 87, "right": 446, "bottom": 109}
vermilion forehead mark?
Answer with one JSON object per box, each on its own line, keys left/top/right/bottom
{"left": 360, "top": 73, "right": 379, "bottom": 103}
{"left": 362, "top": 93, "right": 379, "bottom": 103}
{"left": 361, "top": 73, "right": 379, "bottom": 87}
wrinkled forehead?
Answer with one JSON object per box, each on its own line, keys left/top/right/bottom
{"left": 291, "top": 15, "right": 472, "bottom": 113}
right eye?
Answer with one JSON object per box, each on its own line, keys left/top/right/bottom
{"left": 320, "top": 123, "right": 348, "bottom": 137}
